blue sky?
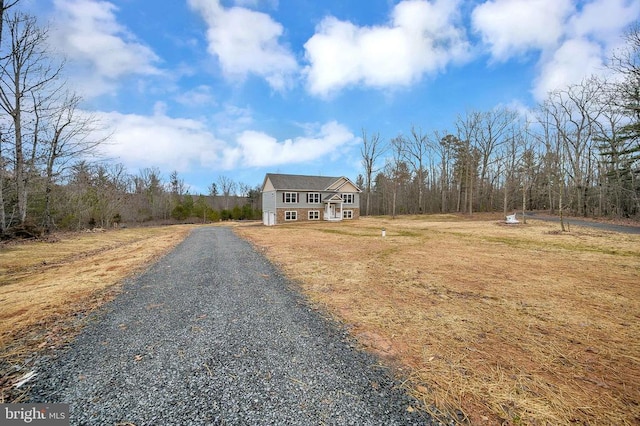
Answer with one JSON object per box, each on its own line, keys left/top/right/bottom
{"left": 21, "top": 0, "right": 640, "bottom": 194}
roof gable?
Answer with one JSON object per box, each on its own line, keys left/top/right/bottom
{"left": 262, "top": 176, "right": 275, "bottom": 191}
{"left": 323, "top": 193, "right": 344, "bottom": 202}
{"left": 327, "top": 177, "right": 361, "bottom": 193}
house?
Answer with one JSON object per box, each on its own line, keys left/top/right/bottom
{"left": 261, "top": 173, "right": 361, "bottom": 226}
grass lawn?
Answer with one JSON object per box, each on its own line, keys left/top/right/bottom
{"left": 1, "top": 216, "right": 638, "bottom": 424}
{"left": 236, "top": 214, "right": 640, "bottom": 425}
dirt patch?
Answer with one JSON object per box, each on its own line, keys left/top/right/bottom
{"left": 236, "top": 216, "right": 640, "bottom": 425}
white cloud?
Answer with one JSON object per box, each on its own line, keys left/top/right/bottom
{"left": 231, "top": 121, "right": 356, "bottom": 167}
{"left": 95, "top": 109, "right": 355, "bottom": 173}
{"left": 569, "top": 0, "right": 640, "bottom": 43}
{"left": 187, "top": 0, "right": 298, "bottom": 90}
{"left": 471, "top": 0, "right": 574, "bottom": 61}
{"left": 303, "top": 0, "right": 470, "bottom": 97}
{"left": 531, "top": 0, "right": 640, "bottom": 99}
{"left": 233, "top": 0, "right": 278, "bottom": 8}
{"left": 213, "top": 104, "right": 255, "bottom": 137}
{"left": 96, "top": 111, "right": 227, "bottom": 172}
{"left": 174, "top": 85, "right": 216, "bottom": 107}
{"left": 472, "top": 0, "right": 640, "bottom": 100}
{"left": 533, "top": 38, "right": 605, "bottom": 99}
{"left": 51, "top": 0, "right": 161, "bottom": 96}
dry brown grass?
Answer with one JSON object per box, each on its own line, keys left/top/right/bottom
{"left": 0, "top": 225, "right": 194, "bottom": 399}
{"left": 236, "top": 215, "right": 640, "bottom": 425}
{"left": 1, "top": 217, "right": 638, "bottom": 423}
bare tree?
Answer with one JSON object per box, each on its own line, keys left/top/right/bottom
{"left": 0, "top": 12, "right": 62, "bottom": 225}
{"left": 91, "top": 163, "right": 126, "bottom": 228}
{"left": 536, "top": 98, "right": 573, "bottom": 229}
{"left": 455, "top": 112, "right": 481, "bottom": 214}
{"left": 533, "top": 102, "right": 562, "bottom": 215}
{"left": 0, "top": 0, "right": 19, "bottom": 40}
{"left": 544, "top": 77, "right": 606, "bottom": 216}
{"left": 433, "top": 132, "right": 457, "bottom": 213}
{"left": 402, "top": 126, "right": 430, "bottom": 213}
{"left": 474, "top": 108, "right": 519, "bottom": 211}
{"left": 501, "top": 130, "right": 521, "bottom": 218}
{"left": 0, "top": 1, "right": 20, "bottom": 233}
{"left": 386, "top": 136, "right": 408, "bottom": 219}
{"left": 217, "top": 175, "right": 236, "bottom": 210}
{"left": 61, "top": 161, "right": 130, "bottom": 229}
{"left": 360, "top": 129, "right": 385, "bottom": 216}
{"left": 517, "top": 141, "right": 538, "bottom": 224}
{"left": 237, "top": 182, "right": 251, "bottom": 198}
{"left": 41, "top": 92, "right": 105, "bottom": 232}
{"left": 134, "top": 167, "right": 166, "bottom": 221}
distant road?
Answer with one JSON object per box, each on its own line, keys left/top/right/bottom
{"left": 524, "top": 212, "right": 640, "bottom": 235}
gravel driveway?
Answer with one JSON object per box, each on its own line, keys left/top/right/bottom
{"left": 28, "top": 227, "right": 434, "bottom": 425}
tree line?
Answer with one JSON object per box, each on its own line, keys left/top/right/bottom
{"left": 49, "top": 163, "right": 262, "bottom": 231}
{"left": 358, "top": 24, "right": 640, "bottom": 222}
{"left": 4, "top": 153, "right": 262, "bottom": 237}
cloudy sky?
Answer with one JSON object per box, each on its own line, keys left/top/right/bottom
{"left": 22, "top": 0, "right": 640, "bottom": 193}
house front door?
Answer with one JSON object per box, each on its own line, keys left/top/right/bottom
{"left": 325, "top": 204, "right": 334, "bottom": 219}
{"left": 325, "top": 203, "right": 341, "bottom": 220}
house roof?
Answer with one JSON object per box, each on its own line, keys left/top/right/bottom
{"left": 263, "top": 173, "right": 360, "bottom": 192}
{"left": 323, "top": 193, "right": 344, "bottom": 202}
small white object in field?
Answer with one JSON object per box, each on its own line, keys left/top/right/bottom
{"left": 506, "top": 214, "right": 519, "bottom": 224}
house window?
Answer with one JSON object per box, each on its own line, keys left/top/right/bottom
{"left": 308, "top": 210, "right": 320, "bottom": 220}
{"left": 342, "top": 193, "right": 354, "bottom": 204}
{"left": 343, "top": 210, "right": 353, "bottom": 219}
{"left": 307, "top": 192, "right": 321, "bottom": 204}
{"left": 285, "top": 211, "right": 298, "bottom": 221}
{"left": 283, "top": 192, "right": 298, "bottom": 203}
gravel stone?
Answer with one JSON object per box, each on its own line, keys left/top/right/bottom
{"left": 28, "top": 227, "right": 440, "bottom": 425}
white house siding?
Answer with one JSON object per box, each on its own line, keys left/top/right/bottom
{"left": 262, "top": 190, "right": 277, "bottom": 226}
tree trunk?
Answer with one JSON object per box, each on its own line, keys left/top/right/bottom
{"left": 366, "top": 181, "right": 371, "bottom": 216}
{"left": 468, "top": 172, "right": 473, "bottom": 215}
{"left": 503, "top": 172, "right": 508, "bottom": 218}
{"left": 0, "top": 137, "right": 5, "bottom": 234}
{"left": 559, "top": 182, "right": 567, "bottom": 232}
{"left": 14, "top": 107, "right": 27, "bottom": 224}
{"left": 43, "top": 141, "right": 56, "bottom": 233}
{"left": 522, "top": 182, "right": 527, "bottom": 224}
{"left": 392, "top": 183, "right": 397, "bottom": 219}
